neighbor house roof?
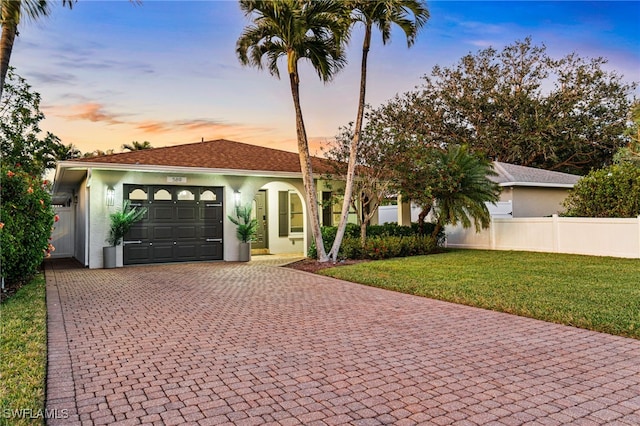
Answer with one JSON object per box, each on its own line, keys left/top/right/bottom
{"left": 491, "top": 161, "right": 581, "bottom": 188}
{"left": 72, "top": 139, "right": 334, "bottom": 174}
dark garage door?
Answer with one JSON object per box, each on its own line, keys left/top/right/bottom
{"left": 123, "top": 185, "right": 223, "bottom": 265}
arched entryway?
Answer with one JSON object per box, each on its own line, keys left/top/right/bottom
{"left": 250, "top": 181, "right": 306, "bottom": 257}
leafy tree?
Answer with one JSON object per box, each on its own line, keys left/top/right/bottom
{"left": 122, "top": 140, "right": 153, "bottom": 151}
{"left": 563, "top": 163, "right": 640, "bottom": 218}
{"left": 0, "top": 0, "right": 75, "bottom": 100}
{"left": 375, "top": 38, "right": 637, "bottom": 175}
{"left": 1, "top": 164, "right": 56, "bottom": 288}
{"left": 236, "top": 0, "right": 349, "bottom": 262}
{"left": 324, "top": 121, "right": 397, "bottom": 244}
{"left": 1, "top": 67, "right": 64, "bottom": 176}
{"left": 328, "top": 0, "right": 429, "bottom": 262}
{"left": 613, "top": 101, "right": 640, "bottom": 167}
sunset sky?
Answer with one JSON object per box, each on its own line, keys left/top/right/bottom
{"left": 8, "top": 0, "right": 640, "bottom": 156}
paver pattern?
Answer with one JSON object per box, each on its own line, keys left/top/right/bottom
{"left": 45, "top": 259, "right": 640, "bottom": 425}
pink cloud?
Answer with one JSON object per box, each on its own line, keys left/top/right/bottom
{"left": 56, "top": 102, "right": 125, "bottom": 125}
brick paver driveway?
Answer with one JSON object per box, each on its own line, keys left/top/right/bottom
{"left": 45, "top": 259, "right": 640, "bottom": 425}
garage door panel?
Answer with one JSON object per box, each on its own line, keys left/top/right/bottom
{"left": 124, "top": 245, "right": 151, "bottom": 263}
{"left": 203, "top": 205, "right": 222, "bottom": 220}
{"left": 201, "top": 242, "right": 222, "bottom": 259}
{"left": 152, "top": 206, "right": 175, "bottom": 221}
{"left": 176, "top": 226, "right": 197, "bottom": 239}
{"left": 175, "top": 243, "right": 198, "bottom": 260}
{"left": 128, "top": 225, "right": 148, "bottom": 240}
{"left": 177, "top": 206, "right": 197, "bottom": 220}
{"left": 152, "top": 225, "right": 174, "bottom": 240}
{"left": 151, "top": 244, "right": 175, "bottom": 261}
{"left": 202, "top": 224, "right": 222, "bottom": 239}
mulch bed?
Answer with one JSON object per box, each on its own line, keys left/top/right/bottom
{"left": 285, "top": 258, "right": 370, "bottom": 274}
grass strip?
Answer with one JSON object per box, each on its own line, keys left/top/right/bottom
{"left": 321, "top": 250, "right": 640, "bottom": 339}
{"left": 0, "top": 273, "right": 47, "bottom": 425}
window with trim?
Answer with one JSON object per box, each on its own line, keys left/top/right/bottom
{"left": 279, "top": 190, "right": 304, "bottom": 236}
{"left": 322, "top": 191, "right": 357, "bottom": 226}
{"left": 289, "top": 192, "right": 303, "bottom": 233}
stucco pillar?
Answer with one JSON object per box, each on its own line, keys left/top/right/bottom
{"left": 397, "top": 195, "right": 412, "bottom": 226}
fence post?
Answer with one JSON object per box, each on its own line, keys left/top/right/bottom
{"left": 490, "top": 216, "right": 496, "bottom": 250}
{"left": 552, "top": 214, "right": 559, "bottom": 253}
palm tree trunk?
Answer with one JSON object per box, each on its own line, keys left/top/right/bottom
{"left": 288, "top": 69, "right": 328, "bottom": 262}
{"left": 328, "top": 21, "right": 372, "bottom": 262}
{"left": 0, "top": 20, "right": 18, "bottom": 100}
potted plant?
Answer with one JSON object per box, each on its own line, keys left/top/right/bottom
{"left": 228, "top": 204, "right": 258, "bottom": 261}
{"left": 103, "top": 200, "right": 147, "bottom": 268}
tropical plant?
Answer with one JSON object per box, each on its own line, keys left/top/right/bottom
{"left": 55, "top": 142, "right": 82, "bottom": 161}
{"left": 236, "top": 0, "right": 349, "bottom": 262}
{"left": 427, "top": 145, "right": 501, "bottom": 238}
{"left": 0, "top": 0, "right": 75, "bottom": 100}
{"left": 83, "top": 148, "right": 116, "bottom": 158}
{"left": 122, "top": 140, "right": 153, "bottom": 151}
{"left": 328, "top": 0, "right": 429, "bottom": 262}
{"left": 106, "top": 200, "right": 147, "bottom": 246}
{"left": 228, "top": 204, "right": 258, "bottom": 243}
{"left": 1, "top": 67, "right": 64, "bottom": 176}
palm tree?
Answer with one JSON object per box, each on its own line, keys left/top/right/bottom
{"left": 122, "top": 140, "right": 153, "bottom": 151}
{"left": 0, "top": 0, "right": 75, "bottom": 100}
{"left": 236, "top": 0, "right": 349, "bottom": 262}
{"left": 328, "top": 0, "right": 429, "bottom": 261}
{"left": 429, "top": 145, "right": 501, "bottom": 239}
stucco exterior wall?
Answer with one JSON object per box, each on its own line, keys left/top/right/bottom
{"left": 82, "top": 169, "right": 321, "bottom": 267}
{"left": 499, "top": 186, "right": 571, "bottom": 217}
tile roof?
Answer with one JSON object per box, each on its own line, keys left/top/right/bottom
{"left": 75, "top": 139, "right": 335, "bottom": 174}
{"left": 492, "top": 161, "right": 581, "bottom": 187}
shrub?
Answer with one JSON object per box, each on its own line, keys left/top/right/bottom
{"left": 563, "top": 163, "right": 640, "bottom": 217}
{"left": 308, "top": 222, "right": 444, "bottom": 259}
{"left": 0, "top": 166, "right": 55, "bottom": 287}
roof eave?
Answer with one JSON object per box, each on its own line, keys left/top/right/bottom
{"left": 499, "top": 182, "right": 577, "bottom": 189}
{"left": 54, "top": 161, "right": 308, "bottom": 181}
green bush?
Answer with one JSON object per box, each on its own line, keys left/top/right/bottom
{"left": 563, "top": 163, "right": 640, "bottom": 217}
{"left": 308, "top": 222, "right": 443, "bottom": 259}
{"left": 1, "top": 166, "right": 55, "bottom": 287}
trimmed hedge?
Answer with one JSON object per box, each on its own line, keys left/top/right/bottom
{"left": 309, "top": 222, "right": 441, "bottom": 260}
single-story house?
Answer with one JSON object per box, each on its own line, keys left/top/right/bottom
{"left": 51, "top": 139, "right": 357, "bottom": 268}
{"left": 490, "top": 162, "right": 581, "bottom": 217}
{"left": 386, "top": 161, "right": 581, "bottom": 224}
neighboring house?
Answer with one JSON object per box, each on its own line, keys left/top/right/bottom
{"left": 386, "top": 162, "right": 581, "bottom": 224}
{"left": 491, "top": 162, "right": 581, "bottom": 217}
{"left": 52, "top": 139, "right": 353, "bottom": 268}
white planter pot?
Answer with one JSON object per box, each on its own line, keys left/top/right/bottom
{"left": 103, "top": 246, "right": 117, "bottom": 269}
{"left": 239, "top": 242, "right": 251, "bottom": 262}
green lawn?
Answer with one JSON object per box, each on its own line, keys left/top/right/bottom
{"left": 321, "top": 250, "right": 640, "bottom": 339}
{"left": 0, "top": 274, "right": 47, "bottom": 426}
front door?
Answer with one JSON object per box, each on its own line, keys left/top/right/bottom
{"left": 253, "top": 190, "right": 268, "bottom": 250}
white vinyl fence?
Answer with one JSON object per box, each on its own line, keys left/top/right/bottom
{"left": 445, "top": 215, "right": 640, "bottom": 259}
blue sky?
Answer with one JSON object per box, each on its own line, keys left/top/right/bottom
{"left": 9, "top": 0, "right": 640, "bottom": 155}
